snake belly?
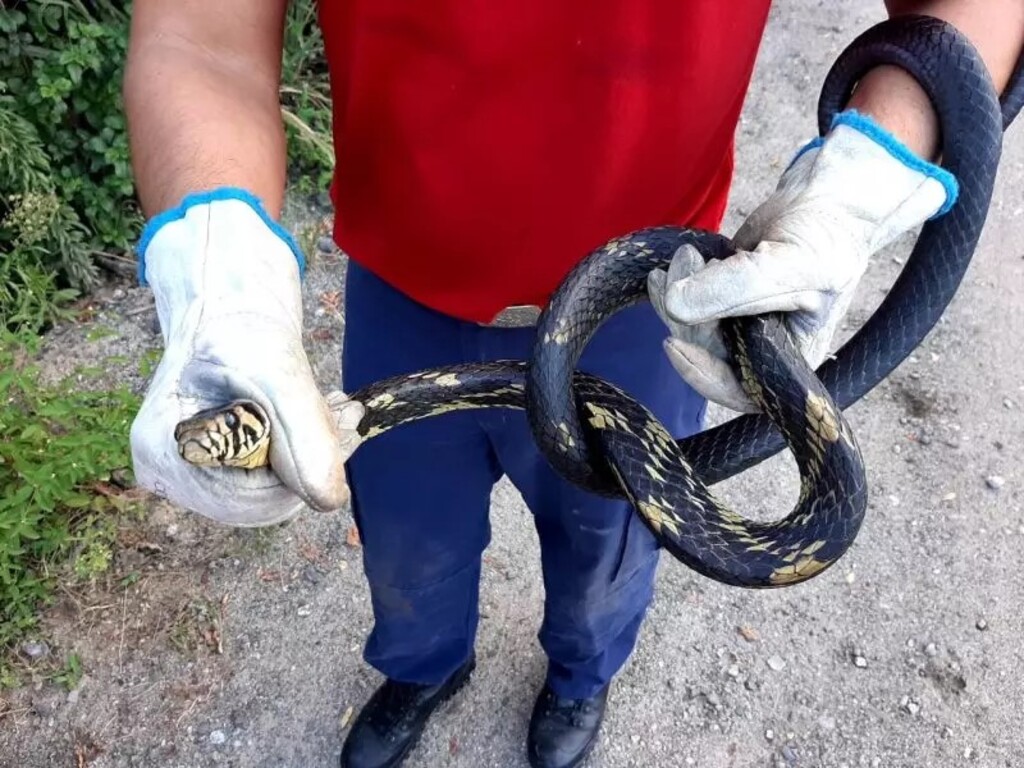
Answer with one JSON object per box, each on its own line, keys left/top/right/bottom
{"left": 173, "top": 16, "right": 1023, "bottom": 589}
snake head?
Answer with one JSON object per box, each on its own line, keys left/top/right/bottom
{"left": 173, "top": 399, "right": 271, "bottom": 470}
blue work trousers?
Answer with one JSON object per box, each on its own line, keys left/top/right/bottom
{"left": 341, "top": 260, "right": 706, "bottom": 699}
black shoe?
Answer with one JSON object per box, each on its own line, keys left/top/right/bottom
{"left": 526, "top": 683, "right": 610, "bottom": 768}
{"left": 340, "top": 656, "right": 475, "bottom": 768}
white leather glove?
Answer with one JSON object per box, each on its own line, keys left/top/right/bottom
{"left": 130, "top": 189, "right": 365, "bottom": 526}
{"left": 648, "top": 110, "right": 957, "bottom": 412}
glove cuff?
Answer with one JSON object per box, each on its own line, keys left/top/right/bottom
{"left": 786, "top": 109, "right": 959, "bottom": 219}
{"left": 136, "top": 186, "right": 306, "bottom": 286}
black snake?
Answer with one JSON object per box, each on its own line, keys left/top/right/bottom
{"left": 174, "top": 16, "right": 1024, "bottom": 589}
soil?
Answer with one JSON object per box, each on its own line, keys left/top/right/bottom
{"left": 2, "top": 2, "right": 1023, "bottom": 766}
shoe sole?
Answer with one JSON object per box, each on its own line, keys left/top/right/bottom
{"left": 375, "top": 659, "right": 477, "bottom": 768}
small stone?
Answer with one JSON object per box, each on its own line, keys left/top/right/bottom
{"left": 925, "top": 643, "right": 938, "bottom": 657}
{"left": 727, "top": 664, "right": 740, "bottom": 678}
{"left": 31, "top": 697, "right": 58, "bottom": 717}
{"left": 964, "top": 746, "right": 975, "bottom": 759}
{"left": 767, "top": 655, "right": 786, "bottom": 671}
{"left": 1003, "top": 398, "right": 1014, "bottom": 409}
{"left": 985, "top": 476, "right": 1005, "bottom": 491}
{"left": 166, "top": 524, "right": 179, "bottom": 538}
{"left": 944, "top": 437, "right": 960, "bottom": 449}
{"left": 766, "top": 729, "right": 775, "bottom": 741}
{"left": 854, "top": 655, "right": 868, "bottom": 668}
{"left": 297, "top": 605, "right": 312, "bottom": 617}
{"left": 919, "top": 434, "right": 932, "bottom": 445}
{"left": 631, "top": 734, "right": 641, "bottom": 745}
{"left": 782, "top": 744, "right": 798, "bottom": 763}
{"left": 889, "top": 494, "right": 900, "bottom": 507}
{"left": 976, "top": 618, "right": 988, "bottom": 631}
{"left": 112, "top": 288, "right": 126, "bottom": 300}
{"left": 302, "top": 566, "right": 322, "bottom": 585}
{"left": 317, "top": 236, "right": 336, "bottom": 253}
{"left": 903, "top": 698, "right": 920, "bottom": 716}
{"left": 66, "top": 689, "right": 80, "bottom": 705}
{"left": 21, "top": 641, "right": 49, "bottom": 659}
{"left": 993, "top": 441, "right": 1004, "bottom": 451}
{"left": 209, "top": 730, "right": 227, "bottom": 745}
{"left": 942, "top": 492, "right": 957, "bottom": 502}
{"left": 845, "top": 571, "right": 856, "bottom": 584}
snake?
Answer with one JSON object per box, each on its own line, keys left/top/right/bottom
{"left": 173, "top": 16, "right": 1024, "bottom": 589}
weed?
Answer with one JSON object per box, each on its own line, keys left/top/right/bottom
{"left": 0, "top": 331, "right": 141, "bottom": 664}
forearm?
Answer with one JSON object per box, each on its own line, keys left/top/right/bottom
{"left": 846, "top": 0, "right": 1024, "bottom": 159}
{"left": 124, "top": 21, "right": 287, "bottom": 217}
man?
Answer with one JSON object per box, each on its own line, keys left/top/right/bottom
{"left": 123, "top": 2, "right": 1021, "bottom": 767}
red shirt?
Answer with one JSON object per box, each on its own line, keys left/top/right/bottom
{"left": 319, "top": 2, "right": 771, "bottom": 323}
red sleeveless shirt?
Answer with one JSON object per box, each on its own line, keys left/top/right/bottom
{"left": 319, "top": 1, "right": 771, "bottom": 323}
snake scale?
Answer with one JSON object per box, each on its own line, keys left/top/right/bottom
{"left": 174, "top": 16, "right": 1024, "bottom": 588}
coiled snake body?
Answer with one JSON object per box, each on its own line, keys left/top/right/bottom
{"left": 174, "top": 16, "right": 1024, "bottom": 588}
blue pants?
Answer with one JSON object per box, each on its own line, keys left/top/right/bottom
{"left": 341, "top": 260, "right": 706, "bottom": 699}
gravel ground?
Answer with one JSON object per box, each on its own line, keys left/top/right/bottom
{"left": 3, "top": 1, "right": 1023, "bottom": 767}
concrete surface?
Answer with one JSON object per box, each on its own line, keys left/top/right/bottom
{"left": 3, "top": 1, "right": 1023, "bottom": 766}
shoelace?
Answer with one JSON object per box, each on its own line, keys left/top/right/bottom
{"left": 543, "top": 692, "right": 592, "bottom": 728}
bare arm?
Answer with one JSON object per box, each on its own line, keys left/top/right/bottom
{"left": 846, "top": 0, "right": 1024, "bottom": 159}
{"left": 123, "top": 0, "right": 290, "bottom": 217}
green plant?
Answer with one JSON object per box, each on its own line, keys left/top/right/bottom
{"left": 52, "top": 652, "right": 83, "bottom": 691}
{"left": 280, "top": 0, "right": 335, "bottom": 195}
{"left": 1, "top": 0, "right": 334, "bottom": 327}
{"left": 0, "top": 1, "right": 136, "bottom": 299}
{"left": 0, "top": 331, "right": 141, "bottom": 666}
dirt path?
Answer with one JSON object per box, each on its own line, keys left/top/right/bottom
{"left": 3, "top": 2, "right": 1023, "bottom": 766}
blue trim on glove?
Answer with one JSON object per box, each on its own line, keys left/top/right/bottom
{"left": 783, "top": 111, "right": 958, "bottom": 219}
{"left": 830, "top": 110, "right": 958, "bottom": 217}
{"left": 136, "top": 186, "right": 307, "bottom": 285}
{"left": 786, "top": 136, "right": 824, "bottom": 171}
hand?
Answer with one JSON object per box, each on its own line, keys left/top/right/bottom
{"left": 648, "top": 110, "right": 957, "bottom": 412}
{"left": 130, "top": 190, "right": 365, "bottom": 526}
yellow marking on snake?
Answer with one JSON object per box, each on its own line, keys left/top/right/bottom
{"left": 366, "top": 392, "right": 396, "bottom": 409}
{"left": 769, "top": 556, "right": 831, "bottom": 585}
{"left": 805, "top": 392, "right": 841, "bottom": 444}
{"left": 638, "top": 499, "right": 680, "bottom": 537}
{"left": 645, "top": 463, "right": 667, "bottom": 484}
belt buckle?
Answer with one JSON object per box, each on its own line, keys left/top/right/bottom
{"left": 483, "top": 304, "right": 542, "bottom": 328}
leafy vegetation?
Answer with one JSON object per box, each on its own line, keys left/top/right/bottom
{"left": 0, "top": 332, "right": 142, "bottom": 685}
{"left": 0, "top": 0, "right": 134, "bottom": 330}
{"left": 1, "top": 0, "right": 335, "bottom": 330}
{"left": 281, "top": 0, "right": 335, "bottom": 195}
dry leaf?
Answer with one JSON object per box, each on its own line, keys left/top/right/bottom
{"left": 738, "top": 625, "right": 760, "bottom": 642}
{"left": 319, "top": 291, "right": 342, "bottom": 313}
{"left": 345, "top": 526, "right": 361, "bottom": 548}
{"left": 340, "top": 706, "right": 354, "bottom": 729}
{"left": 299, "top": 541, "right": 326, "bottom": 564}
{"left": 310, "top": 327, "right": 334, "bottom": 341}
